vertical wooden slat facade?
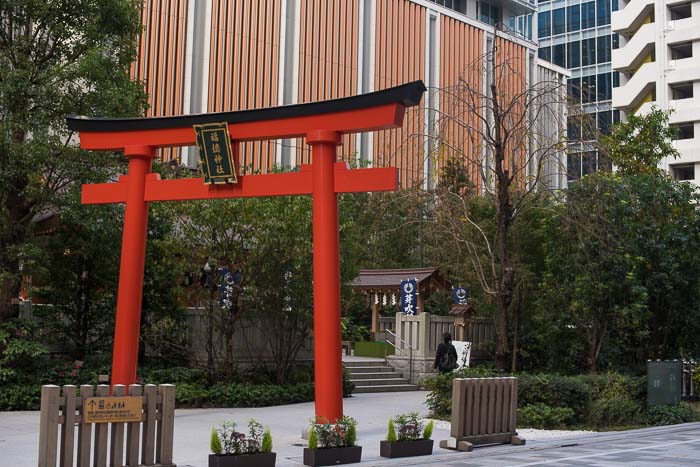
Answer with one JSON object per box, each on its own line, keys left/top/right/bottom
{"left": 374, "top": 0, "right": 426, "bottom": 187}
{"left": 128, "top": 0, "right": 535, "bottom": 188}
{"left": 207, "top": 0, "right": 282, "bottom": 173}
{"left": 132, "top": 0, "right": 189, "bottom": 162}
{"left": 296, "top": 0, "right": 359, "bottom": 166}
{"left": 439, "top": 16, "right": 484, "bottom": 190}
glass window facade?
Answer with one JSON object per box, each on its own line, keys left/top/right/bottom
{"left": 567, "top": 5, "right": 581, "bottom": 32}
{"left": 552, "top": 8, "right": 566, "bottom": 35}
{"left": 582, "top": 2, "right": 596, "bottom": 29}
{"left": 539, "top": 0, "right": 616, "bottom": 182}
{"left": 539, "top": 11, "right": 551, "bottom": 38}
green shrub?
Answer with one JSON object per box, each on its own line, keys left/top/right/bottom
{"left": 517, "top": 403, "right": 575, "bottom": 429}
{"left": 261, "top": 427, "right": 273, "bottom": 453}
{"left": 343, "top": 369, "right": 355, "bottom": 397}
{"left": 518, "top": 374, "right": 592, "bottom": 423}
{"left": 307, "top": 426, "right": 318, "bottom": 450}
{"left": 210, "top": 427, "right": 222, "bottom": 455}
{"left": 587, "top": 396, "right": 641, "bottom": 428}
{"left": 386, "top": 419, "right": 397, "bottom": 442}
{"left": 175, "top": 383, "right": 210, "bottom": 407}
{"left": 346, "top": 422, "right": 357, "bottom": 447}
{"left": 141, "top": 367, "right": 207, "bottom": 385}
{"left": 0, "top": 384, "right": 41, "bottom": 410}
{"left": 643, "top": 403, "right": 697, "bottom": 426}
{"left": 423, "top": 419, "right": 434, "bottom": 439}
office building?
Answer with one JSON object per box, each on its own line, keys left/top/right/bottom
{"left": 132, "top": 0, "right": 566, "bottom": 188}
{"left": 537, "top": 0, "right": 619, "bottom": 181}
{"left": 612, "top": 0, "right": 700, "bottom": 182}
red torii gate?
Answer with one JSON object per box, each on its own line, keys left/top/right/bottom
{"left": 66, "top": 81, "right": 426, "bottom": 421}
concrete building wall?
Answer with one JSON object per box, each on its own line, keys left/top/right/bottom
{"left": 613, "top": 0, "right": 700, "bottom": 181}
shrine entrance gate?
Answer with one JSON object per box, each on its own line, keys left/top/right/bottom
{"left": 66, "top": 81, "right": 426, "bottom": 422}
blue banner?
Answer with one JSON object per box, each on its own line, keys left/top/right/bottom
{"left": 452, "top": 287, "right": 470, "bottom": 305}
{"left": 219, "top": 268, "right": 235, "bottom": 310}
{"left": 400, "top": 279, "right": 418, "bottom": 315}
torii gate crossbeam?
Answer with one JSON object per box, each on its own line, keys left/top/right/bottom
{"left": 66, "top": 81, "right": 426, "bottom": 422}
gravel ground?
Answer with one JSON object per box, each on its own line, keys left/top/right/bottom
{"left": 429, "top": 419, "right": 597, "bottom": 441}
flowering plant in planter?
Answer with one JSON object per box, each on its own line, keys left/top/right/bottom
{"left": 304, "top": 416, "right": 361, "bottom": 466}
{"left": 381, "top": 412, "right": 434, "bottom": 458}
{"left": 209, "top": 419, "right": 275, "bottom": 467}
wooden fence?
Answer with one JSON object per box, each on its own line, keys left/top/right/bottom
{"left": 379, "top": 313, "right": 494, "bottom": 361}
{"left": 445, "top": 377, "right": 523, "bottom": 449}
{"left": 38, "top": 384, "right": 175, "bottom": 467}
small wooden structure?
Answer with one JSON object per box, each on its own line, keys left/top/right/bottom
{"left": 38, "top": 384, "right": 175, "bottom": 467}
{"left": 350, "top": 267, "right": 451, "bottom": 335}
{"left": 440, "top": 377, "right": 525, "bottom": 451}
{"left": 449, "top": 303, "right": 476, "bottom": 341}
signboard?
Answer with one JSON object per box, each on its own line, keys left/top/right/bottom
{"left": 84, "top": 396, "right": 143, "bottom": 423}
{"left": 453, "top": 287, "right": 469, "bottom": 305}
{"left": 193, "top": 122, "right": 238, "bottom": 184}
{"left": 452, "top": 340, "right": 472, "bottom": 370}
{"left": 400, "top": 279, "right": 418, "bottom": 315}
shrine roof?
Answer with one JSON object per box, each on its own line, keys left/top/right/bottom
{"left": 350, "top": 267, "right": 451, "bottom": 293}
{"left": 66, "top": 81, "right": 426, "bottom": 132}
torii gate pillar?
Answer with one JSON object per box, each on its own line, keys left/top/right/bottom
{"left": 112, "top": 146, "right": 155, "bottom": 386}
{"left": 308, "top": 130, "right": 343, "bottom": 419}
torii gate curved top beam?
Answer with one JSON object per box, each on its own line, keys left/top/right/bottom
{"left": 66, "top": 80, "right": 426, "bottom": 149}
{"left": 66, "top": 80, "right": 426, "bottom": 423}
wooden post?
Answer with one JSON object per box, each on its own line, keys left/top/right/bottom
{"left": 371, "top": 299, "right": 379, "bottom": 337}
{"left": 93, "top": 385, "right": 110, "bottom": 467}
{"left": 157, "top": 384, "right": 176, "bottom": 465}
{"left": 38, "top": 385, "right": 60, "bottom": 467}
{"left": 77, "top": 385, "right": 94, "bottom": 467}
{"left": 109, "top": 385, "right": 126, "bottom": 467}
{"left": 141, "top": 384, "right": 157, "bottom": 466}
{"left": 60, "top": 385, "right": 76, "bottom": 467}
{"left": 126, "top": 384, "right": 143, "bottom": 466}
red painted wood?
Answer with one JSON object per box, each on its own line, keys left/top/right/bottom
{"left": 82, "top": 167, "right": 397, "bottom": 204}
{"left": 308, "top": 130, "right": 344, "bottom": 422}
{"left": 110, "top": 148, "right": 155, "bottom": 388}
{"left": 76, "top": 103, "right": 405, "bottom": 150}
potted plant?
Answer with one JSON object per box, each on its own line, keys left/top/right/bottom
{"left": 303, "top": 415, "right": 361, "bottom": 466}
{"left": 379, "top": 412, "right": 434, "bottom": 458}
{"left": 209, "top": 419, "right": 275, "bottom": 467}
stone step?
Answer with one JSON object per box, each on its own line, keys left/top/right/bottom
{"left": 353, "top": 384, "right": 418, "bottom": 393}
{"left": 347, "top": 372, "right": 406, "bottom": 380}
{"left": 342, "top": 360, "right": 387, "bottom": 367}
{"left": 344, "top": 366, "right": 395, "bottom": 373}
{"left": 349, "top": 377, "right": 409, "bottom": 386}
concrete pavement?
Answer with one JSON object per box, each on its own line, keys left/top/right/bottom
{"left": 2, "top": 391, "right": 700, "bottom": 466}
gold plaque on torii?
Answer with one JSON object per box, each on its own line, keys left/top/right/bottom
{"left": 83, "top": 396, "right": 143, "bottom": 424}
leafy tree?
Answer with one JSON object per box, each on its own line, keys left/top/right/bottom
{"left": 538, "top": 173, "right": 647, "bottom": 373}
{"left": 601, "top": 108, "right": 678, "bottom": 176}
{"left": 0, "top": 0, "right": 147, "bottom": 319}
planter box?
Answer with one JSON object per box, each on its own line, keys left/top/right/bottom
{"left": 302, "top": 445, "right": 362, "bottom": 466}
{"left": 380, "top": 439, "right": 433, "bottom": 458}
{"left": 208, "top": 452, "right": 276, "bottom": 467}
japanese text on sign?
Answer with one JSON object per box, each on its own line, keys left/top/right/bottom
{"left": 84, "top": 396, "right": 143, "bottom": 423}
{"left": 400, "top": 279, "right": 418, "bottom": 315}
{"left": 193, "top": 122, "right": 238, "bottom": 184}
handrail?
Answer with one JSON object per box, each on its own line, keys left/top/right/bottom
{"left": 382, "top": 329, "right": 414, "bottom": 384}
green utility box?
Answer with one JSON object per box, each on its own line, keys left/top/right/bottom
{"left": 647, "top": 360, "right": 682, "bottom": 406}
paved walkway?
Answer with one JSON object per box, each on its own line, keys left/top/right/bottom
{"left": 2, "top": 391, "right": 700, "bottom": 466}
